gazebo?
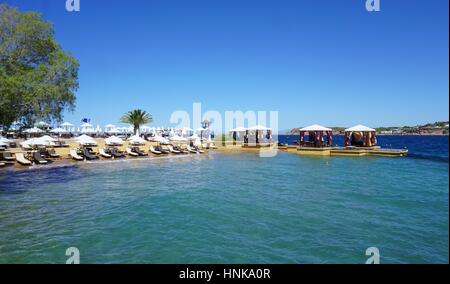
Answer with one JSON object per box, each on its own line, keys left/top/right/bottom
{"left": 242, "top": 125, "right": 272, "bottom": 147}
{"left": 298, "top": 124, "right": 333, "bottom": 148}
{"left": 344, "top": 125, "right": 377, "bottom": 147}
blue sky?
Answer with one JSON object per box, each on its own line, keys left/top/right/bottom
{"left": 4, "top": 0, "right": 449, "bottom": 131}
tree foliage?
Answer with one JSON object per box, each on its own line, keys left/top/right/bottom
{"left": 0, "top": 4, "right": 79, "bottom": 130}
{"left": 120, "top": 109, "right": 153, "bottom": 135}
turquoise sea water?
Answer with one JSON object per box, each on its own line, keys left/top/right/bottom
{"left": 0, "top": 137, "right": 448, "bottom": 263}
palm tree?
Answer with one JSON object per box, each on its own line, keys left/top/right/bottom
{"left": 120, "top": 109, "right": 153, "bottom": 135}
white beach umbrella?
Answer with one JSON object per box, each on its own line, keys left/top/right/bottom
{"left": 169, "top": 135, "right": 188, "bottom": 142}
{"left": 22, "top": 137, "right": 46, "bottom": 146}
{"left": 51, "top": 128, "right": 67, "bottom": 134}
{"left": 80, "top": 122, "right": 93, "bottom": 128}
{"left": 105, "top": 135, "right": 124, "bottom": 145}
{"left": 40, "top": 135, "right": 57, "bottom": 142}
{"left": 152, "top": 135, "right": 169, "bottom": 144}
{"left": 0, "top": 136, "right": 13, "bottom": 143}
{"left": 188, "top": 133, "right": 201, "bottom": 140}
{"left": 36, "top": 121, "right": 50, "bottom": 127}
{"left": 24, "top": 127, "right": 44, "bottom": 134}
{"left": 129, "top": 135, "right": 147, "bottom": 145}
{"left": 75, "top": 135, "right": 97, "bottom": 146}
{"left": 61, "top": 122, "right": 74, "bottom": 127}
{"left": 140, "top": 125, "right": 152, "bottom": 133}
{"left": 107, "top": 128, "right": 120, "bottom": 134}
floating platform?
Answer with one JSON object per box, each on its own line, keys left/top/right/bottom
{"left": 242, "top": 143, "right": 274, "bottom": 148}
{"left": 294, "top": 146, "right": 408, "bottom": 157}
{"left": 296, "top": 147, "right": 331, "bottom": 156}
{"left": 330, "top": 147, "right": 408, "bottom": 157}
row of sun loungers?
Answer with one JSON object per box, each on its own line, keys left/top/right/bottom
{"left": 1, "top": 144, "right": 207, "bottom": 167}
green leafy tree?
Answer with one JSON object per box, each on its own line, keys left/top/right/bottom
{"left": 120, "top": 109, "right": 153, "bottom": 135}
{"left": 0, "top": 4, "right": 79, "bottom": 130}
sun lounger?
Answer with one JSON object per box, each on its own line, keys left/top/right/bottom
{"left": 110, "top": 147, "right": 125, "bottom": 158}
{"left": 174, "top": 145, "right": 189, "bottom": 154}
{"left": 167, "top": 145, "right": 181, "bottom": 154}
{"left": 21, "top": 144, "right": 32, "bottom": 151}
{"left": 99, "top": 148, "right": 112, "bottom": 158}
{"left": 15, "top": 153, "right": 32, "bottom": 166}
{"left": 194, "top": 146, "right": 205, "bottom": 153}
{"left": 0, "top": 162, "right": 5, "bottom": 167}
{"left": 126, "top": 148, "right": 139, "bottom": 157}
{"left": 132, "top": 147, "right": 148, "bottom": 156}
{"left": 0, "top": 152, "right": 15, "bottom": 161}
{"left": 70, "top": 149, "right": 84, "bottom": 161}
{"left": 33, "top": 151, "right": 48, "bottom": 164}
{"left": 47, "top": 149, "right": 60, "bottom": 158}
{"left": 54, "top": 141, "right": 69, "bottom": 148}
{"left": 149, "top": 146, "right": 162, "bottom": 155}
{"left": 83, "top": 148, "right": 99, "bottom": 160}
{"left": 156, "top": 145, "right": 170, "bottom": 154}
{"left": 186, "top": 145, "right": 199, "bottom": 154}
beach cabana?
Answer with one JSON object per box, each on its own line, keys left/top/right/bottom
{"left": 344, "top": 125, "right": 377, "bottom": 147}
{"left": 229, "top": 127, "right": 247, "bottom": 144}
{"left": 247, "top": 125, "right": 272, "bottom": 144}
{"left": 298, "top": 124, "right": 333, "bottom": 148}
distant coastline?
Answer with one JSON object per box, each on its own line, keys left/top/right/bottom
{"left": 285, "top": 121, "right": 449, "bottom": 136}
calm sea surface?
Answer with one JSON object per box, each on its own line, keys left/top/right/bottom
{"left": 0, "top": 136, "right": 448, "bottom": 263}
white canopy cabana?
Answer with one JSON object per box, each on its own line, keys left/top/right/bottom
{"left": 300, "top": 124, "right": 332, "bottom": 132}
{"left": 105, "top": 135, "right": 124, "bottom": 146}
{"left": 345, "top": 124, "right": 376, "bottom": 132}
{"left": 344, "top": 125, "right": 377, "bottom": 147}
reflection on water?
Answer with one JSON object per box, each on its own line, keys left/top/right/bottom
{"left": 0, "top": 150, "right": 448, "bottom": 264}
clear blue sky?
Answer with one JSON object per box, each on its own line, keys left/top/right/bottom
{"left": 4, "top": 0, "right": 449, "bottom": 131}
